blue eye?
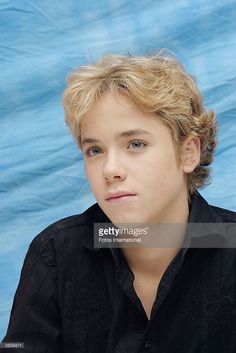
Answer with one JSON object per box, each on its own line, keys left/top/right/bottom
{"left": 128, "top": 140, "right": 147, "bottom": 150}
{"left": 84, "top": 140, "right": 147, "bottom": 157}
{"left": 86, "top": 147, "right": 102, "bottom": 157}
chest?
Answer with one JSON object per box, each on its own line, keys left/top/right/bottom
{"left": 133, "top": 275, "right": 161, "bottom": 319}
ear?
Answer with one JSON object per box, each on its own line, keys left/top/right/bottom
{"left": 181, "top": 135, "right": 201, "bottom": 173}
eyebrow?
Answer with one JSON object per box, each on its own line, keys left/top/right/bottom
{"left": 81, "top": 129, "right": 154, "bottom": 146}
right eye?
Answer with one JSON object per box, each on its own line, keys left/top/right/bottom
{"left": 85, "top": 146, "right": 103, "bottom": 157}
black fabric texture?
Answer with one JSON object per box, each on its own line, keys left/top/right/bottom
{"left": 2, "top": 190, "right": 236, "bottom": 352}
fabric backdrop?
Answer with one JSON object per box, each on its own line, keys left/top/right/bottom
{"left": 0, "top": 0, "right": 236, "bottom": 339}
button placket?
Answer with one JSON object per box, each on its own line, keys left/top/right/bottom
{"left": 144, "top": 340, "right": 152, "bottom": 349}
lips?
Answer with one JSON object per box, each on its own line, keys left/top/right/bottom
{"left": 106, "top": 191, "right": 136, "bottom": 200}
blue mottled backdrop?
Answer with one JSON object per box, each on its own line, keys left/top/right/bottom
{"left": 0, "top": 0, "right": 236, "bottom": 339}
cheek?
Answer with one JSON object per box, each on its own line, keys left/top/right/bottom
{"left": 84, "top": 160, "right": 97, "bottom": 176}
{"left": 143, "top": 154, "right": 171, "bottom": 177}
{"left": 84, "top": 164, "right": 97, "bottom": 186}
{"left": 144, "top": 154, "right": 180, "bottom": 187}
{"left": 87, "top": 172, "right": 99, "bottom": 190}
{"left": 85, "top": 164, "right": 105, "bottom": 196}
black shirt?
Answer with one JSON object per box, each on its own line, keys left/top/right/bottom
{"left": 2, "top": 191, "right": 236, "bottom": 352}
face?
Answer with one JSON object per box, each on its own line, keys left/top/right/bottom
{"left": 80, "top": 92, "right": 189, "bottom": 225}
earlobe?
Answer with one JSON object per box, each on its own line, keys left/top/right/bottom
{"left": 181, "top": 136, "right": 201, "bottom": 173}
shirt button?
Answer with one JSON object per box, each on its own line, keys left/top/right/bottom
{"left": 144, "top": 340, "right": 152, "bottom": 349}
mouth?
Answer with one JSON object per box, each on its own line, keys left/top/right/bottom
{"left": 106, "top": 194, "right": 136, "bottom": 202}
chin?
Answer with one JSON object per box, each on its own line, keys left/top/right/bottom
{"left": 108, "top": 213, "right": 142, "bottom": 226}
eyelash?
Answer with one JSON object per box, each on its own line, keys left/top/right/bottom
{"left": 84, "top": 140, "right": 148, "bottom": 158}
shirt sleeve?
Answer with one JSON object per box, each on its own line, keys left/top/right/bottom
{"left": 1, "top": 237, "right": 63, "bottom": 353}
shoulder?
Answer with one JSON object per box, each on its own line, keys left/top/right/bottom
{"left": 28, "top": 203, "right": 107, "bottom": 271}
{"left": 210, "top": 204, "right": 236, "bottom": 223}
{"left": 205, "top": 202, "right": 236, "bottom": 253}
{"left": 190, "top": 191, "right": 236, "bottom": 223}
{"left": 34, "top": 202, "right": 105, "bottom": 242}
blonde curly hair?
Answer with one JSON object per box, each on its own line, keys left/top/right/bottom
{"left": 63, "top": 52, "right": 217, "bottom": 195}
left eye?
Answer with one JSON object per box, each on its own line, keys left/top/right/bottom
{"left": 128, "top": 140, "right": 146, "bottom": 150}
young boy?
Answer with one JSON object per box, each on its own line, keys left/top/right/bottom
{"left": 2, "top": 53, "right": 236, "bottom": 352}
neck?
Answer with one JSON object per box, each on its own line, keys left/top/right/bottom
{"left": 121, "top": 246, "right": 184, "bottom": 280}
{"left": 121, "top": 194, "right": 190, "bottom": 279}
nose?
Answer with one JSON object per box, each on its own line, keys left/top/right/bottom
{"left": 103, "top": 151, "right": 127, "bottom": 182}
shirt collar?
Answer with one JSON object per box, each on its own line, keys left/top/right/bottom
{"left": 185, "top": 189, "right": 227, "bottom": 248}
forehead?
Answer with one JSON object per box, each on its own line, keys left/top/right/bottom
{"left": 85, "top": 91, "right": 144, "bottom": 118}
{"left": 80, "top": 92, "right": 165, "bottom": 133}
{"left": 79, "top": 93, "right": 174, "bottom": 150}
